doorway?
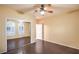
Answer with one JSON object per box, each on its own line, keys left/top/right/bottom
{"left": 6, "top": 19, "right": 31, "bottom": 51}
{"left": 36, "top": 24, "right": 44, "bottom": 40}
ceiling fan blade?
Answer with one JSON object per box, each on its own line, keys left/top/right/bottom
{"left": 44, "top": 4, "right": 53, "bottom": 13}
{"left": 48, "top": 11, "right": 53, "bottom": 13}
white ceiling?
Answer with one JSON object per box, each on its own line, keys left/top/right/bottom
{"left": 2, "top": 4, "right": 34, "bottom": 10}
{"left": 3, "top": 4, "right": 79, "bottom": 10}
{"left": 1, "top": 4, "right": 79, "bottom": 18}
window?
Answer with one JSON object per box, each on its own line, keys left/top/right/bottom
{"left": 6, "top": 21, "right": 15, "bottom": 36}
{"left": 18, "top": 22, "right": 24, "bottom": 35}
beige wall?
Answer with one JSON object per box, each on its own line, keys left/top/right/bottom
{"left": 44, "top": 10, "right": 79, "bottom": 49}
{"left": 0, "top": 17, "right": 7, "bottom": 53}
{"left": 0, "top": 6, "right": 36, "bottom": 53}
{"left": 24, "top": 22, "right": 31, "bottom": 37}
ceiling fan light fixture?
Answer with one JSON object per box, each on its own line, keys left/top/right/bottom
{"left": 40, "top": 10, "right": 45, "bottom": 16}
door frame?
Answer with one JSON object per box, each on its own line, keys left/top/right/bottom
{"left": 5, "top": 18, "right": 32, "bottom": 52}
{"left": 36, "top": 24, "right": 44, "bottom": 40}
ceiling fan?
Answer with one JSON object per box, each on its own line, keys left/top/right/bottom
{"left": 34, "top": 4, "right": 53, "bottom": 16}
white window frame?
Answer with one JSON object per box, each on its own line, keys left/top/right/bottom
{"left": 18, "top": 22, "right": 24, "bottom": 35}
{"left": 6, "top": 21, "right": 15, "bottom": 36}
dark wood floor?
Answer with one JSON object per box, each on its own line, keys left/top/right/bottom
{"left": 7, "top": 37, "right": 30, "bottom": 51}
{"left": 4, "top": 39, "right": 79, "bottom": 54}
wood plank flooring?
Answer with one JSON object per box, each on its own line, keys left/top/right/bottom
{"left": 4, "top": 39, "right": 79, "bottom": 54}
{"left": 7, "top": 37, "right": 30, "bottom": 51}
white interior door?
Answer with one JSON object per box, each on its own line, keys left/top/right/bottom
{"left": 36, "top": 24, "right": 44, "bottom": 40}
